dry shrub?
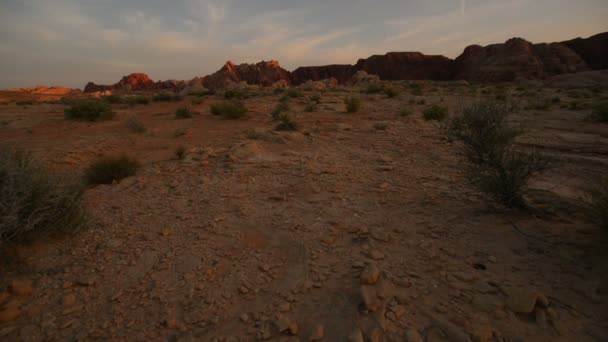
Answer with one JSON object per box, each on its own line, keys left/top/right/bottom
{"left": 448, "top": 101, "right": 551, "bottom": 207}
{"left": 0, "top": 147, "right": 86, "bottom": 246}
{"left": 85, "top": 154, "right": 140, "bottom": 185}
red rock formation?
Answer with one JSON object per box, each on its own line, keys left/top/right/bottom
{"left": 454, "top": 38, "right": 588, "bottom": 82}
{"left": 291, "top": 65, "right": 356, "bottom": 85}
{"left": 562, "top": 32, "right": 608, "bottom": 70}
{"left": 84, "top": 73, "right": 157, "bottom": 93}
{"left": 355, "top": 52, "right": 455, "bottom": 81}
{"left": 203, "top": 60, "right": 291, "bottom": 90}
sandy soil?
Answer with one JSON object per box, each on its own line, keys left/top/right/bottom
{"left": 0, "top": 82, "right": 607, "bottom": 341}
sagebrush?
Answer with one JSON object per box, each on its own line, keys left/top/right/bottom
{"left": 64, "top": 100, "right": 114, "bottom": 121}
{"left": 85, "top": 154, "right": 140, "bottom": 185}
{"left": 0, "top": 147, "right": 86, "bottom": 246}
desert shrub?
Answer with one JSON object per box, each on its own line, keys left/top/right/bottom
{"left": 175, "top": 107, "right": 194, "bottom": 119}
{"left": 384, "top": 88, "right": 399, "bottom": 98}
{"left": 126, "top": 116, "right": 146, "bottom": 133}
{"left": 225, "top": 89, "right": 245, "bottom": 100}
{"left": 309, "top": 94, "right": 321, "bottom": 104}
{"left": 374, "top": 122, "right": 387, "bottom": 130}
{"left": 210, "top": 101, "right": 247, "bottom": 119}
{"left": 590, "top": 102, "right": 608, "bottom": 123}
{"left": 304, "top": 104, "right": 317, "bottom": 112}
{"left": 103, "top": 95, "right": 124, "bottom": 104}
{"left": 423, "top": 104, "right": 448, "bottom": 121}
{"left": 175, "top": 146, "right": 186, "bottom": 159}
{"left": 191, "top": 98, "right": 203, "bottom": 105}
{"left": 448, "top": 101, "right": 551, "bottom": 207}
{"left": 124, "top": 95, "right": 150, "bottom": 105}
{"left": 417, "top": 98, "right": 427, "bottom": 105}
{"left": 153, "top": 93, "right": 181, "bottom": 102}
{"left": 275, "top": 113, "right": 299, "bottom": 131}
{"left": 344, "top": 96, "right": 361, "bottom": 113}
{"left": 85, "top": 154, "right": 140, "bottom": 185}
{"left": 188, "top": 88, "right": 214, "bottom": 97}
{"left": 273, "top": 88, "right": 285, "bottom": 95}
{"left": 584, "top": 177, "right": 608, "bottom": 229}
{"left": 410, "top": 84, "right": 423, "bottom": 96}
{"left": 0, "top": 147, "right": 86, "bottom": 245}
{"left": 399, "top": 109, "right": 412, "bottom": 117}
{"left": 285, "top": 89, "right": 300, "bottom": 98}
{"left": 64, "top": 100, "right": 114, "bottom": 121}
{"left": 527, "top": 98, "right": 551, "bottom": 110}
{"left": 271, "top": 102, "right": 290, "bottom": 120}
{"left": 16, "top": 100, "right": 35, "bottom": 106}
{"left": 365, "top": 84, "right": 384, "bottom": 94}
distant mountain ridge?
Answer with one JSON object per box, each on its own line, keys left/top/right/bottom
{"left": 81, "top": 32, "right": 608, "bottom": 92}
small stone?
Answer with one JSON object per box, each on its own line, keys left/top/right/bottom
{"left": 310, "top": 324, "right": 324, "bottom": 340}
{"left": 535, "top": 308, "right": 547, "bottom": 328}
{"left": 0, "top": 300, "right": 20, "bottom": 323}
{"left": 279, "top": 302, "right": 291, "bottom": 312}
{"left": 546, "top": 308, "right": 558, "bottom": 320}
{"left": 75, "top": 277, "right": 94, "bottom": 287}
{"left": 274, "top": 314, "right": 298, "bottom": 335}
{"left": 9, "top": 280, "right": 33, "bottom": 297}
{"left": 392, "top": 305, "right": 406, "bottom": 319}
{"left": 260, "top": 264, "right": 270, "bottom": 272}
{"left": 239, "top": 313, "right": 249, "bottom": 323}
{"left": 537, "top": 294, "right": 549, "bottom": 308}
{"left": 360, "top": 285, "right": 381, "bottom": 312}
{"left": 347, "top": 328, "right": 365, "bottom": 342}
{"left": 106, "top": 238, "right": 123, "bottom": 248}
{"left": 360, "top": 263, "right": 381, "bottom": 285}
{"left": 62, "top": 293, "right": 76, "bottom": 307}
{"left": 239, "top": 286, "right": 249, "bottom": 294}
{"left": 404, "top": 329, "right": 424, "bottom": 342}
{"left": 368, "top": 250, "right": 384, "bottom": 260}
{"left": 505, "top": 288, "right": 540, "bottom": 314}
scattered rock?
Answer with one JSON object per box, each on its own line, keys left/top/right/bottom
{"left": 0, "top": 300, "right": 20, "bottom": 323}
{"left": 309, "top": 324, "right": 324, "bottom": 340}
{"left": 367, "top": 250, "right": 385, "bottom": 260}
{"left": 9, "top": 280, "right": 33, "bottom": 297}
{"left": 106, "top": 238, "right": 124, "bottom": 248}
{"left": 62, "top": 293, "right": 76, "bottom": 307}
{"left": 505, "top": 287, "right": 541, "bottom": 314}
{"left": 360, "top": 263, "right": 381, "bottom": 285}
{"left": 239, "top": 313, "right": 249, "bottom": 323}
{"left": 274, "top": 314, "right": 298, "bottom": 335}
{"left": 361, "top": 285, "right": 382, "bottom": 312}
{"left": 405, "top": 329, "right": 424, "bottom": 342}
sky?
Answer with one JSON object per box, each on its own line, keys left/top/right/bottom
{"left": 0, "top": 0, "right": 606, "bottom": 89}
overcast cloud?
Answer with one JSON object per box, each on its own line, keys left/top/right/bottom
{"left": 0, "top": 0, "right": 606, "bottom": 88}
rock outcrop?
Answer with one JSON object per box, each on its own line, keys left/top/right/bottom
{"left": 84, "top": 73, "right": 157, "bottom": 93}
{"left": 562, "top": 32, "right": 608, "bottom": 70}
{"left": 454, "top": 38, "right": 588, "bottom": 82}
{"left": 203, "top": 60, "right": 291, "bottom": 90}
{"left": 291, "top": 65, "right": 356, "bottom": 85}
{"left": 355, "top": 52, "right": 455, "bottom": 81}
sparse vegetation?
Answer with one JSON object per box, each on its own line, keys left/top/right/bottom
{"left": 384, "top": 87, "right": 399, "bottom": 98}
{"left": 175, "top": 106, "right": 195, "bottom": 119}
{"left": 275, "top": 113, "right": 299, "bottom": 131}
{"left": 344, "top": 96, "right": 361, "bottom": 113}
{"left": 225, "top": 89, "right": 245, "bottom": 100}
{"left": 399, "top": 109, "right": 412, "bottom": 117}
{"left": 126, "top": 115, "right": 146, "bottom": 133}
{"left": 105, "top": 95, "right": 149, "bottom": 105}
{"left": 0, "top": 147, "right": 86, "bottom": 245}
{"left": 271, "top": 102, "right": 290, "bottom": 120}
{"left": 16, "top": 100, "right": 35, "bottom": 106}
{"left": 173, "top": 128, "right": 187, "bottom": 138}
{"left": 374, "top": 122, "right": 387, "bottom": 130}
{"left": 364, "top": 84, "right": 384, "bottom": 94}
{"left": 309, "top": 94, "right": 321, "bottom": 104}
{"left": 448, "top": 101, "right": 551, "bottom": 207}
{"left": 191, "top": 98, "right": 203, "bottom": 105}
{"left": 423, "top": 104, "right": 448, "bottom": 121}
{"left": 285, "top": 89, "right": 300, "bottom": 98}
{"left": 584, "top": 177, "right": 608, "bottom": 229}
{"left": 590, "top": 102, "right": 608, "bottom": 123}
{"left": 210, "top": 101, "right": 247, "bottom": 119}
{"left": 153, "top": 93, "right": 182, "bottom": 102}
{"left": 85, "top": 154, "right": 140, "bottom": 185}
{"left": 410, "top": 83, "right": 423, "bottom": 96}
{"left": 64, "top": 100, "right": 114, "bottom": 121}
{"left": 304, "top": 103, "right": 317, "bottom": 112}
{"left": 175, "top": 146, "right": 186, "bottom": 159}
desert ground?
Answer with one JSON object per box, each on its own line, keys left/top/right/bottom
{"left": 0, "top": 81, "right": 607, "bottom": 341}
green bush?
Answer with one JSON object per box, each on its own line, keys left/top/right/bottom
{"left": 275, "top": 113, "right": 299, "bottom": 131}
{"left": 0, "top": 147, "right": 86, "bottom": 245}
{"left": 191, "top": 98, "right": 203, "bottom": 105}
{"left": 584, "top": 177, "right": 608, "bottom": 229}
{"left": 410, "top": 84, "right": 423, "bottom": 96}
{"left": 210, "top": 101, "right": 247, "bottom": 119}
{"left": 85, "top": 154, "right": 140, "bottom": 185}
{"left": 285, "top": 89, "right": 300, "bottom": 98}
{"left": 344, "top": 96, "right": 361, "bottom": 113}
{"left": 384, "top": 88, "right": 399, "bottom": 98}
{"left": 153, "top": 93, "right": 182, "bottom": 102}
{"left": 126, "top": 116, "right": 146, "bottom": 133}
{"left": 364, "top": 84, "right": 384, "bottom": 94}
{"left": 309, "top": 94, "right": 321, "bottom": 104}
{"left": 175, "top": 107, "right": 195, "bottom": 119}
{"left": 374, "top": 122, "right": 387, "bottom": 130}
{"left": 304, "top": 104, "right": 317, "bottom": 112}
{"left": 125, "top": 95, "right": 150, "bottom": 105}
{"left": 271, "top": 102, "right": 290, "bottom": 120}
{"left": 399, "top": 109, "right": 412, "bottom": 117}
{"left": 448, "top": 101, "right": 551, "bottom": 207}
{"left": 225, "top": 89, "right": 245, "bottom": 100}
{"left": 590, "top": 102, "right": 608, "bottom": 123}
{"left": 423, "top": 104, "right": 448, "bottom": 121}
{"left": 64, "top": 100, "right": 114, "bottom": 121}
